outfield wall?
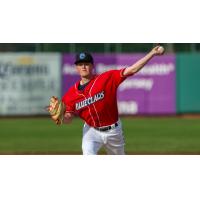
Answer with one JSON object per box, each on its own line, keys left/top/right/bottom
{"left": 0, "top": 53, "right": 200, "bottom": 115}
{"left": 0, "top": 53, "right": 61, "bottom": 115}
{"left": 176, "top": 54, "right": 200, "bottom": 113}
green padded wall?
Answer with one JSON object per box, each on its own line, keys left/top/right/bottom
{"left": 176, "top": 53, "right": 200, "bottom": 113}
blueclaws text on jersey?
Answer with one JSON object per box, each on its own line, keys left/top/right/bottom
{"left": 75, "top": 91, "right": 105, "bottom": 110}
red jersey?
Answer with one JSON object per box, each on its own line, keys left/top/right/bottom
{"left": 62, "top": 68, "right": 130, "bottom": 127}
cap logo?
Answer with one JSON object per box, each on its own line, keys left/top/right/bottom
{"left": 79, "top": 53, "right": 86, "bottom": 59}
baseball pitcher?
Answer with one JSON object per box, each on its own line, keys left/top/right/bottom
{"left": 47, "top": 45, "right": 164, "bottom": 155}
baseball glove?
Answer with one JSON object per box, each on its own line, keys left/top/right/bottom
{"left": 47, "top": 96, "right": 66, "bottom": 125}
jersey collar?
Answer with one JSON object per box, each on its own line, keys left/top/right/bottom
{"left": 75, "top": 75, "right": 97, "bottom": 94}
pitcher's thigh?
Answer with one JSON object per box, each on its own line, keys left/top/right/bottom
{"left": 105, "top": 132, "right": 125, "bottom": 155}
{"left": 82, "top": 140, "right": 103, "bottom": 155}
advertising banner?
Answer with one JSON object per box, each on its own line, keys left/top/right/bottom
{"left": 62, "top": 53, "right": 176, "bottom": 115}
{"left": 62, "top": 54, "right": 80, "bottom": 94}
{"left": 0, "top": 53, "right": 61, "bottom": 115}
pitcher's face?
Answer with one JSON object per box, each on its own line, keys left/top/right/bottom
{"left": 76, "top": 62, "right": 93, "bottom": 78}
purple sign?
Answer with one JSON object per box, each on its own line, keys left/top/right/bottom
{"left": 62, "top": 54, "right": 80, "bottom": 94}
{"left": 116, "top": 54, "right": 176, "bottom": 114}
{"left": 62, "top": 53, "right": 176, "bottom": 114}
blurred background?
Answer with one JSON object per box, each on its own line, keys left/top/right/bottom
{"left": 0, "top": 43, "right": 200, "bottom": 53}
{"left": 0, "top": 43, "right": 200, "bottom": 154}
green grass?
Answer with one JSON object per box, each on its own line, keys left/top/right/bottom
{"left": 0, "top": 117, "right": 200, "bottom": 154}
{"left": 123, "top": 117, "right": 200, "bottom": 154}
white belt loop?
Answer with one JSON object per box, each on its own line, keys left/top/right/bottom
{"left": 111, "top": 124, "right": 115, "bottom": 129}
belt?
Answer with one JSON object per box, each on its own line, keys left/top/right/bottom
{"left": 94, "top": 122, "right": 118, "bottom": 132}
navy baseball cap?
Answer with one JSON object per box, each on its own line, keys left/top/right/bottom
{"left": 74, "top": 52, "right": 94, "bottom": 65}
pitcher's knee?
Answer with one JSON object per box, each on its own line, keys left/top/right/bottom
{"left": 82, "top": 142, "right": 101, "bottom": 155}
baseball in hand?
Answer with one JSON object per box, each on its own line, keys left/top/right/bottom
{"left": 157, "top": 46, "right": 165, "bottom": 55}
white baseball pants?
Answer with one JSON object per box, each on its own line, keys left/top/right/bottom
{"left": 82, "top": 120, "right": 125, "bottom": 155}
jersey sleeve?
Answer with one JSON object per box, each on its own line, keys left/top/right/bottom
{"left": 108, "top": 68, "right": 132, "bottom": 87}
{"left": 62, "top": 93, "right": 75, "bottom": 114}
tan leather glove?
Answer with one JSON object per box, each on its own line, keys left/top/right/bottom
{"left": 47, "top": 96, "right": 66, "bottom": 125}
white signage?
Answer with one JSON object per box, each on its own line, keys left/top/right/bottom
{"left": 0, "top": 53, "right": 61, "bottom": 115}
